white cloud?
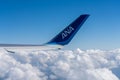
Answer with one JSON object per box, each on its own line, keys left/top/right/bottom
{"left": 0, "top": 48, "right": 120, "bottom": 80}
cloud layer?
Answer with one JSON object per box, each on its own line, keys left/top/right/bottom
{"left": 0, "top": 48, "right": 120, "bottom": 80}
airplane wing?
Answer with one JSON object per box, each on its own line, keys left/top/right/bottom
{"left": 0, "top": 14, "right": 89, "bottom": 52}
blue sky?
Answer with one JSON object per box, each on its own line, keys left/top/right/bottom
{"left": 0, "top": 0, "right": 120, "bottom": 50}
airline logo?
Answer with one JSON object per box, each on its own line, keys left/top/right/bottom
{"left": 62, "top": 26, "right": 74, "bottom": 39}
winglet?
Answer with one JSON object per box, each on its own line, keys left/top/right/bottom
{"left": 47, "top": 14, "right": 90, "bottom": 45}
